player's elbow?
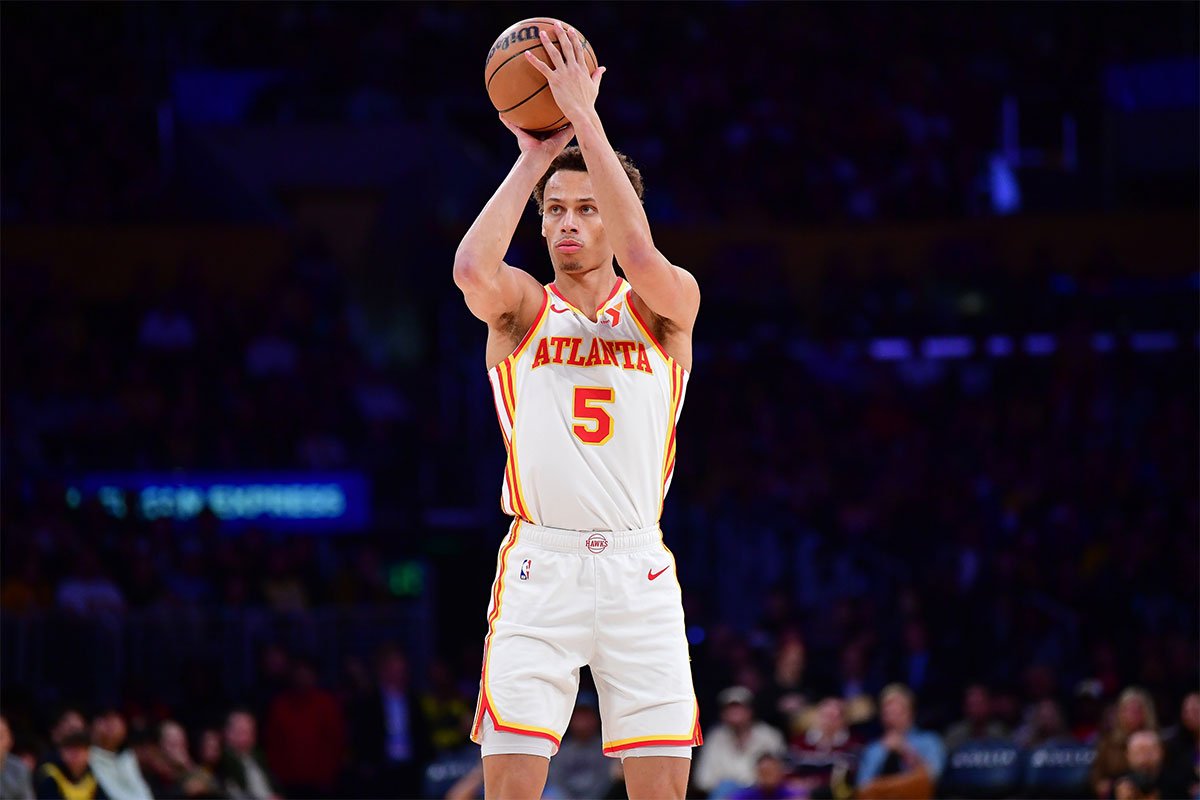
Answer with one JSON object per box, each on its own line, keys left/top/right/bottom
{"left": 617, "top": 244, "right": 665, "bottom": 274}
{"left": 452, "top": 255, "right": 487, "bottom": 292}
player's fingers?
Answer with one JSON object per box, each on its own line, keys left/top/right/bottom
{"left": 568, "top": 26, "right": 587, "bottom": 67}
{"left": 524, "top": 50, "right": 553, "bottom": 78}
{"left": 539, "top": 29, "right": 564, "bottom": 69}
{"left": 554, "top": 22, "right": 576, "bottom": 67}
{"left": 592, "top": 66, "right": 606, "bottom": 89}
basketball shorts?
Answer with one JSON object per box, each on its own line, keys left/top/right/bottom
{"left": 471, "top": 519, "right": 702, "bottom": 760}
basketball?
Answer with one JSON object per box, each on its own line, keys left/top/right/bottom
{"left": 484, "top": 17, "right": 597, "bottom": 136}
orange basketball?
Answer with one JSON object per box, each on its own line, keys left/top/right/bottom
{"left": 484, "top": 17, "right": 597, "bottom": 136}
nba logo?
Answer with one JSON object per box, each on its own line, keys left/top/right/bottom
{"left": 520, "top": 559, "right": 532, "bottom": 580}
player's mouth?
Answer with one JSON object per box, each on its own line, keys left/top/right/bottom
{"left": 556, "top": 239, "right": 583, "bottom": 253}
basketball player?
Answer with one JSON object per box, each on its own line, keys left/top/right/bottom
{"left": 453, "top": 22, "right": 702, "bottom": 800}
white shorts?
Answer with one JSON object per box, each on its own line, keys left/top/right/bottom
{"left": 471, "top": 519, "right": 702, "bottom": 759}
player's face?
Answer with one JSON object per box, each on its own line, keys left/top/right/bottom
{"left": 541, "top": 170, "right": 611, "bottom": 274}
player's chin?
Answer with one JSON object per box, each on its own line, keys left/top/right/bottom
{"left": 558, "top": 260, "right": 585, "bottom": 272}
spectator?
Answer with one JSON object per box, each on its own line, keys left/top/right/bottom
{"left": 694, "top": 686, "right": 787, "bottom": 798}
{"left": 36, "top": 731, "right": 105, "bottom": 800}
{"left": 418, "top": 659, "right": 472, "bottom": 756}
{"left": 1090, "top": 687, "right": 1159, "bottom": 799}
{"left": 88, "top": 709, "right": 152, "bottom": 800}
{"left": 0, "top": 714, "right": 35, "bottom": 800}
{"left": 758, "top": 634, "right": 812, "bottom": 736}
{"left": 196, "top": 728, "right": 225, "bottom": 784}
{"left": 1161, "top": 692, "right": 1199, "bottom": 800}
{"left": 545, "top": 695, "right": 612, "bottom": 800}
{"left": 1013, "top": 698, "right": 1070, "bottom": 749}
{"left": 1114, "top": 730, "right": 1166, "bottom": 800}
{"left": 219, "top": 710, "right": 279, "bottom": 800}
{"left": 157, "top": 721, "right": 223, "bottom": 798}
{"left": 346, "top": 643, "right": 430, "bottom": 799}
{"left": 731, "top": 753, "right": 803, "bottom": 800}
{"left": 790, "top": 697, "right": 860, "bottom": 797}
{"left": 944, "top": 684, "right": 1008, "bottom": 752}
{"left": 263, "top": 656, "right": 345, "bottom": 798}
{"left": 47, "top": 709, "right": 87, "bottom": 752}
{"left": 1072, "top": 680, "right": 1107, "bottom": 745}
{"left": 856, "top": 684, "right": 945, "bottom": 800}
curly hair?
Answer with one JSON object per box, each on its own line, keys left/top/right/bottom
{"left": 531, "top": 146, "right": 644, "bottom": 214}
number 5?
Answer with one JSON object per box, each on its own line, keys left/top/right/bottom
{"left": 572, "top": 386, "right": 614, "bottom": 445}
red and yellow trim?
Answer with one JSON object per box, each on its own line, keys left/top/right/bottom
{"left": 509, "top": 288, "right": 551, "bottom": 363}
{"left": 658, "top": 361, "right": 685, "bottom": 516}
{"left": 471, "top": 520, "right": 564, "bottom": 748}
{"left": 489, "top": 286, "right": 549, "bottom": 521}
{"left": 548, "top": 277, "right": 625, "bottom": 317}
{"left": 601, "top": 699, "right": 703, "bottom": 755}
{"left": 494, "top": 358, "right": 533, "bottom": 521}
{"left": 627, "top": 291, "right": 677, "bottom": 368}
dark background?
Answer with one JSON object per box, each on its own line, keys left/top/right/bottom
{"left": 1, "top": 3, "right": 1196, "bottom": 799}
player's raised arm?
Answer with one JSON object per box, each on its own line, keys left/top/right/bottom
{"left": 452, "top": 121, "right": 575, "bottom": 329}
{"left": 525, "top": 22, "right": 700, "bottom": 329}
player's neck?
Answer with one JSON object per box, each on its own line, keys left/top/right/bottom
{"left": 550, "top": 265, "right": 620, "bottom": 319}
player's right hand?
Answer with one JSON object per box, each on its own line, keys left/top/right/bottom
{"left": 499, "top": 114, "right": 574, "bottom": 159}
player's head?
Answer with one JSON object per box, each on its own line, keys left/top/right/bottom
{"left": 532, "top": 146, "right": 644, "bottom": 275}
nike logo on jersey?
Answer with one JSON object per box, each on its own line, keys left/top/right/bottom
{"left": 648, "top": 566, "right": 670, "bottom": 581}
{"left": 550, "top": 304, "right": 570, "bottom": 314}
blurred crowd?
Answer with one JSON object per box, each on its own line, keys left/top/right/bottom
{"left": 1, "top": 662, "right": 1196, "bottom": 799}
{"left": 2, "top": 228, "right": 1196, "bottom": 798}
{"left": 3, "top": 3, "right": 1196, "bottom": 224}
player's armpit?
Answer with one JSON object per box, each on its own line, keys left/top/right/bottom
{"left": 618, "top": 249, "right": 700, "bottom": 329}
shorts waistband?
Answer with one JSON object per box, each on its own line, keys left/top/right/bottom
{"left": 512, "top": 519, "right": 662, "bottom": 554}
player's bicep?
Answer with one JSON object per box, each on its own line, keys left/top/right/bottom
{"left": 456, "top": 261, "right": 541, "bottom": 326}
{"left": 620, "top": 251, "right": 700, "bottom": 328}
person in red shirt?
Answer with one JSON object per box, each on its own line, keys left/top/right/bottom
{"left": 264, "top": 656, "right": 346, "bottom": 797}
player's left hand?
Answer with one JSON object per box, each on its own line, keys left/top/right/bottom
{"left": 524, "top": 21, "right": 605, "bottom": 124}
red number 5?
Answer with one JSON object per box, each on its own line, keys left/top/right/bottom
{"left": 572, "top": 386, "right": 614, "bottom": 445}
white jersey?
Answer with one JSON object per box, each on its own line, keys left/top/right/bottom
{"left": 488, "top": 277, "right": 688, "bottom": 532}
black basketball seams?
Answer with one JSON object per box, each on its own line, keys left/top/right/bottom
{"left": 486, "top": 32, "right": 597, "bottom": 93}
{"left": 486, "top": 42, "right": 546, "bottom": 90}
{"left": 528, "top": 114, "right": 566, "bottom": 132}
{"left": 498, "top": 82, "right": 552, "bottom": 114}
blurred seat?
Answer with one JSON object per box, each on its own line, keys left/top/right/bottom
{"left": 1022, "top": 741, "right": 1095, "bottom": 799}
{"left": 937, "top": 738, "right": 1024, "bottom": 799}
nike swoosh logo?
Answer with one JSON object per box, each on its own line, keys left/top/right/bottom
{"left": 550, "top": 304, "right": 570, "bottom": 314}
{"left": 648, "top": 566, "right": 670, "bottom": 581}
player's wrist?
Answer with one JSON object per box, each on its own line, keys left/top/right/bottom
{"left": 568, "top": 108, "right": 602, "bottom": 136}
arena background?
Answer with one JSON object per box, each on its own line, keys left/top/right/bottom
{"left": 1, "top": 3, "right": 1197, "bottom": 799}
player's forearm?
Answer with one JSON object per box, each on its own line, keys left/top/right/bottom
{"left": 453, "top": 152, "right": 550, "bottom": 282}
{"left": 571, "top": 111, "right": 658, "bottom": 264}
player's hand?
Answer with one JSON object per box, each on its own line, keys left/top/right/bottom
{"left": 499, "top": 114, "right": 574, "bottom": 159}
{"left": 524, "top": 21, "right": 605, "bottom": 125}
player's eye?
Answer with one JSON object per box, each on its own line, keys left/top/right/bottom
{"left": 549, "top": 205, "right": 563, "bottom": 214}
{"left": 581, "top": 205, "right": 596, "bottom": 214}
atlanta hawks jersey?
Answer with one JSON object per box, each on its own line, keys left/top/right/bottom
{"left": 489, "top": 277, "right": 687, "bottom": 532}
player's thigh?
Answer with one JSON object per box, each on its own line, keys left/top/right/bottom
{"left": 622, "top": 755, "right": 690, "bottom": 800}
{"left": 482, "top": 753, "right": 549, "bottom": 800}
{"left": 590, "top": 549, "right": 698, "bottom": 748}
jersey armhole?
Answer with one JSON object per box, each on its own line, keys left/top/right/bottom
{"left": 506, "top": 287, "right": 551, "bottom": 364}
